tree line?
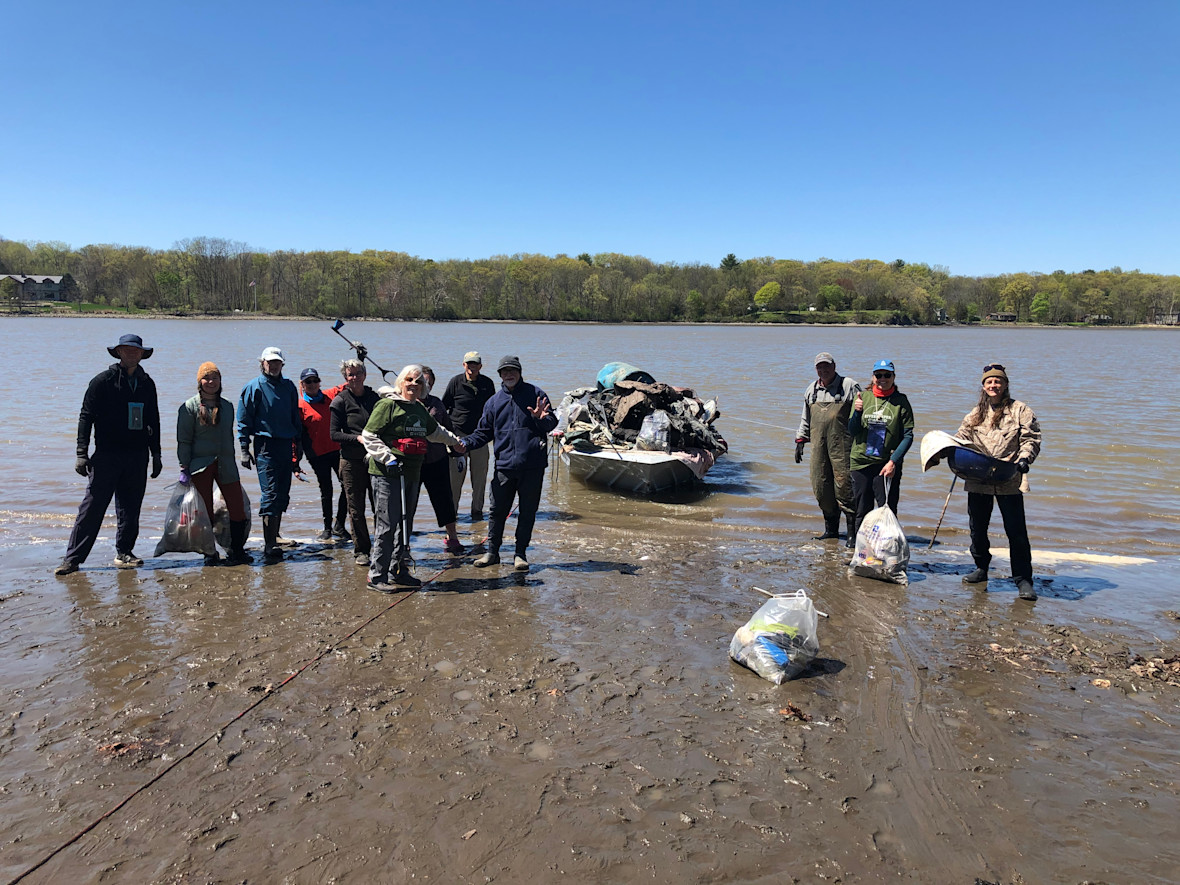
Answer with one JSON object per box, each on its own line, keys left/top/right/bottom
{"left": 2, "top": 237, "right": 1177, "bottom": 325}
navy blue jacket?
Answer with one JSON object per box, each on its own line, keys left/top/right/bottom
{"left": 76, "top": 363, "right": 161, "bottom": 459}
{"left": 462, "top": 380, "right": 557, "bottom": 471}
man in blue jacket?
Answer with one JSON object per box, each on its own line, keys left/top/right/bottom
{"left": 55, "top": 333, "right": 163, "bottom": 575}
{"left": 461, "top": 356, "right": 556, "bottom": 572}
{"left": 238, "top": 346, "right": 304, "bottom": 563}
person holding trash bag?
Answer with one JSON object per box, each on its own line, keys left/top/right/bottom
{"left": 443, "top": 351, "right": 496, "bottom": 520}
{"left": 55, "top": 333, "right": 163, "bottom": 575}
{"left": 794, "top": 352, "right": 861, "bottom": 541}
{"left": 956, "top": 363, "right": 1042, "bottom": 601}
{"left": 420, "top": 367, "right": 466, "bottom": 555}
{"left": 177, "top": 362, "right": 249, "bottom": 565}
{"left": 238, "top": 346, "right": 304, "bottom": 563}
{"left": 847, "top": 358, "right": 915, "bottom": 547}
{"left": 330, "top": 358, "right": 380, "bottom": 568}
{"left": 461, "top": 356, "right": 557, "bottom": 573}
{"left": 361, "top": 365, "right": 465, "bottom": 591}
{"left": 297, "top": 367, "right": 350, "bottom": 542}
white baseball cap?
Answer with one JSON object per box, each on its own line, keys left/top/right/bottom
{"left": 259, "top": 346, "right": 285, "bottom": 363}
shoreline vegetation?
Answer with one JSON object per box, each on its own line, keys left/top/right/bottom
{"left": 2, "top": 238, "right": 1177, "bottom": 325}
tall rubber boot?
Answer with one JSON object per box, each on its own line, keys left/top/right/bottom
{"left": 226, "top": 519, "right": 250, "bottom": 565}
{"left": 274, "top": 514, "right": 299, "bottom": 548}
{"left": 845, "top": 513, "right": 858, "bottom": 548}
{"left": 813, "top": 515, "right": 840, "bottom": 540}
{"left": 262, "top": 516, "right": 284, "bottom": 563}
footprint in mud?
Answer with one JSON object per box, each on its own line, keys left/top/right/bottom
{"left": 433, "top": 660, "right": 460, "bottom": 677}
{"left": 524, "top": 741, "right": 554, "bottom": 760}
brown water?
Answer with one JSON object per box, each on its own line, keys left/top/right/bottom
{"left": 1, "top": 317, "right": 1178, "bottom": 884}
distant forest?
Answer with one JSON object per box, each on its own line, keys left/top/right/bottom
{"left": 2, "top": 237, "right": 1177, "bottom": 325}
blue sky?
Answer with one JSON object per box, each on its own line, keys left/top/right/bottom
{"left": 3, "top": 1, "right": 1178, "bottom": 276}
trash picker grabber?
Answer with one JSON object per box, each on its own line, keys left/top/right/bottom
{"left": 331, "top": 319, "right": 394, "bottom": 380}
{"left": 928, "top": 474, "right": 958, "bottom": 550}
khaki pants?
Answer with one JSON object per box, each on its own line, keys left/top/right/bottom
{"left": 450, "top": 444, "right": 490, "bottom": 515}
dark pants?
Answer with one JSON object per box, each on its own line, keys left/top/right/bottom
{"left": 308, "top": 450, "right": 348, "bottom": 527}
{"left": 968, "top": 491, "right": 1032, "bottom": 583}
{"left": 371, "top": 472, "right": 421, "bottom": 582}
{"left": 486, "top": 467, "right": 545, "bottom": 558}
{"left": 64, "top": 449, "right": 149, "bottom": 564}
{"left": 254, "top": 436, "right": 294, "bottom": 518}
{"left": 421, "top": 456, "right": 457, "bottom": 528}
{"left": 339, "top": 457, "right": 373, "bottom": 555}
{"left": 850, "top": 460, "right": 903, "bottom": 535}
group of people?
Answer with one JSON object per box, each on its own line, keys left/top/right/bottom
{"left": 793, "top": 352, "right": 1042, "bottom": 600}
{"left": 54, "top": 334, "right": 558, "bottom": 592}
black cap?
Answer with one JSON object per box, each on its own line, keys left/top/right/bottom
{"left": 300, "top": 368, "right": 321, "bottom": 382}
{"left": 497, "top": 355, "right": 522, "bottom": 373}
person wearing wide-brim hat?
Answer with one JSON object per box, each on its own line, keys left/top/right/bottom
{"left": 955, "top": 363, "right": 1042, "bottom": 601}
{"left": 237, "top": 346, "right": 305, "bottom": 563}
{"left": 847, "top": 358, "right": 915, "bottom": 546}
{"left": 55, "top": 333, "right": 164, "bottom": 575}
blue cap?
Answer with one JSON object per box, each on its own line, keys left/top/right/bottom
{"left": 299, "top": 367, "right": 321, "bottom": 382}
{"left": 873, "top": 359, "right": 895, "bottom": 373}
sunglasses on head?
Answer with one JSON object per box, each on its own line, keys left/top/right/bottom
{"left": 984, "top": 363, "right": 1005, "bottom": 372}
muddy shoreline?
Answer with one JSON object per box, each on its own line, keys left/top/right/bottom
{"left": 3, "top": 514, "right": 1177, "bottom": 885}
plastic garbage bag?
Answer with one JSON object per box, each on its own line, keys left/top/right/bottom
{"left": 211, "top": 486, "right": 252, "bottom": 551}
{"left": 154, "top": 482, "right": 216, "bottom": 556}
{"left": 729, "top": 590, "right": 821, "bottom": 684}
{"left": 849, "top": 504, "right": 910, "bottom": 585}
{"left": 635, "top": 410, "right": 671, "bottom": 452}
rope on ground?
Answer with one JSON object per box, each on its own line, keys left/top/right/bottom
{"left": 725, "top": 415, "right": 794, "bottom": 432}
{"left": 6, "top": 560, "right": 454, "bottom": 885}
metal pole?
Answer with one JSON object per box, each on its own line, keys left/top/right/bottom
{"left": 928, "top": 475, "right": 958, "bottom": 550}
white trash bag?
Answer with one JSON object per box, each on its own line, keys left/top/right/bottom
{"left": 211, "top": 485, "right": 252, "bottom": 551}
{"left": 154, "top": 483, "right": 216, "bottom": 556}
{"left": 729, "top": 590, "right": 821, "bottom": 684}
{"left": 849, "top": 504, "right": 910, "bottom": 585}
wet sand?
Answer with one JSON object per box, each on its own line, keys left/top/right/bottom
{"left": 3, "top": 509, "right": 1178, "bottom": 885}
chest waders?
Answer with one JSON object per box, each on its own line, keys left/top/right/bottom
{"left": 809, "top": 394, "right": 855, "bottom": 533}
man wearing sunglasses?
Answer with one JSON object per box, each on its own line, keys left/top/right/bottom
{"left": 847, "top": 358, "right": 915, "bottom": 546}
{"left": 794, "top": 352, "right": 861, "bottom": 541}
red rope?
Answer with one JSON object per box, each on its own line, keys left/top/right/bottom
{"left": 7, "top": 562, "right": 452, "bottom": 885}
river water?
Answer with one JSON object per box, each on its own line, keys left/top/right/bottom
{"left": 2, "top": 317, "right": 1178, "bottom": 884}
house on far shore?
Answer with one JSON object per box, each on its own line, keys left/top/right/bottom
{"left": 986, "top": 311, "right": 1017, "bottom": 322}
{"left": 1083, "top": 314, "right": 1113, "bottom": 325}
{"left": 2, "top": 274, "right": 66, "bottom": 300}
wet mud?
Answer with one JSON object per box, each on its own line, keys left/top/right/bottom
{"left": 3, "top": 510, "right": 1178, "bottom": 885}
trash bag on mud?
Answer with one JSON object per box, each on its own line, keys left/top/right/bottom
{"left": 635, "top": 410, "right": 671, "bottom": 452}
{"left": 729, "top": 590, "right": 821, "bottom": 684}
{"left": 211, "top": 485, "right": 252, "bottom": 551}
{"left": 849, "top": 504, "right": 910, "bottom": 585}
{"left": 154, "top": 482, "right": 216, "bottom": 556}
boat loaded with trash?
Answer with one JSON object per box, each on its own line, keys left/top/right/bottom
{"left": 554, "top": 362, "right": 728, "bottom": 494}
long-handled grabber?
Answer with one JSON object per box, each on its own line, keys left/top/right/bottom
{"left": 928, "top": 475, "right": 958, "bottom": 550}
{"left": 331, "top": 318, "right": 394, "bottom": 380}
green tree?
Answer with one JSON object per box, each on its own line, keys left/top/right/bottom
{"left": 753, "top": 281, "right": 782, "bottom": 311}
{"left": 720, "top": 253, "right": 739, "bottom": 272}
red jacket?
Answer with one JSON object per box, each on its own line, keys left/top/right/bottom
{"left": 299, "top": 384, "right": 345, "bottom": 458}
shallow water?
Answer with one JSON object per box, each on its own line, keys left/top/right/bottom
{"left": 1, "top": 317, "right": 1178, "bottom": 883}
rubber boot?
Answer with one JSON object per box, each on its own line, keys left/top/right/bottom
{"left": 226, "top": 519, "right": 250, "bottom": 565}
{"left": 845, "top": 513, "right": 858, "bottom": 548}
{"left": 262, "top": 516, "right": 284, "bottom": 563}
{"left": 813, "top": 515, "right": 840, "bottom": 540}
{"left": 274, "top": 515, "right": 299, "bottom": 548}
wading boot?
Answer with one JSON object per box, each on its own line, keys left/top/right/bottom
{"left": 273, "top": 516, "right": 299, "bottom": 548}
{"left": 262, "top": 516, "right": 284, "bottom": 564}
{"left": 813, "top": 515, "right": 840, "bottom": 541}
{"left": 844, "top": 513, "right": 857, "bottom": 548}
{"left": 225, "top": 519, "right": 251, "bottom": 565}
{"left": 393, "top": 561, "right": 422, "bottom": 588}
{"left": 962, "top": 568, "right": 988, "bottom": 584}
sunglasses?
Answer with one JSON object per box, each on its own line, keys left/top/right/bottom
{"left": 873, "top": 372, "right": 894, "bottom": 378}
{"left": 404, "top": 377, "right": 423, "bottom": 384}
{"left": 983, "top": 363, "right": 1005, "bottom": 372}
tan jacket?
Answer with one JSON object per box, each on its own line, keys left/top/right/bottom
{"left": 955, "top": 400, "right": 1041, "bottom": 495}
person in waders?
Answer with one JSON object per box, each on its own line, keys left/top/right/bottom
{"left": 794, "top": 352, "right": 861, "bottom": 544}
{"left": 956, "top": 363, "right": 1042, "bottom": 601}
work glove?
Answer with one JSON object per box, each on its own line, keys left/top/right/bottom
{"left": 354, "top": 342, "right": 368, "bottom": 362}
{"left": 455, "top": 455, "right": 466, "bottom": 473}
{"left": 151, "top": 454, "right": 163, "bottom": 479}
{"left": 240, "top": 448, "right": 255, "bottom": 470}
{"left": 1015, "top": 458, "right": 1030, "bottom": 474}
{"left": 75, "top": 454, "right": 90, "bottom": 477}
{"left": 178, "top": 469, "right": 190, "bottom": 485}
{"left": 794, "top": 439, "right": 806, "bottom": 464}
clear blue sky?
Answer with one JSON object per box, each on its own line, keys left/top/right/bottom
{"left": 3, "top": 1, "right": 1178, "bottom": 277}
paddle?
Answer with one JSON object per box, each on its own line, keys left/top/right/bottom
{"left": 330, "top": 319, "right": 394, "bottom": 380}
